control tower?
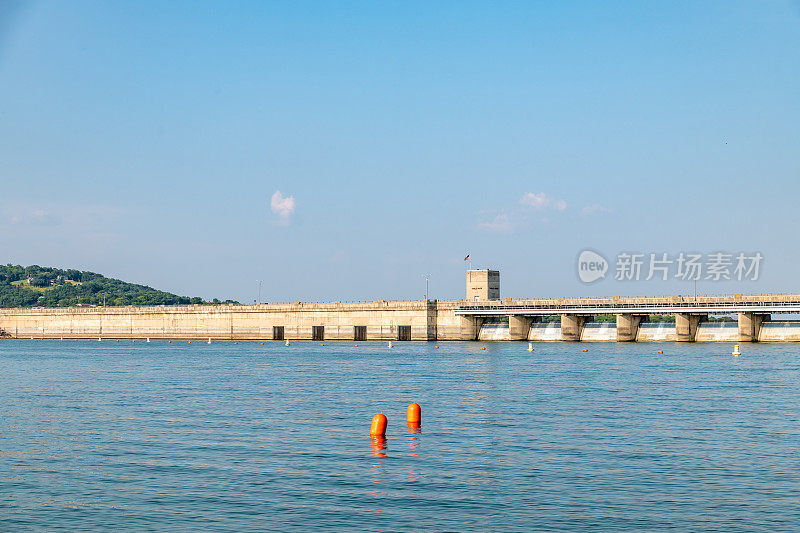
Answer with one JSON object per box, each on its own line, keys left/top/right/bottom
{"left": 466, "top": 269, "right": 500, "bottom": 301}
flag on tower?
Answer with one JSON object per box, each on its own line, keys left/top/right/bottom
{"left": 464, "top": 253, "right": 470, "bottom": 261}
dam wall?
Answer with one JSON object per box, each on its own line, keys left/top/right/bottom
{"left": 4, "top": 299, "right": 800, "bottom": 342}
{"left": 0, "top": 301, "right": 448, "bottom": 341}
{"left": 8, "top": 267, "right": 800, "bottom": 343}
{"left": 0, "top": 300, "right": 488, "bottom": 342}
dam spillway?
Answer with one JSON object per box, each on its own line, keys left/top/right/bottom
{"left": 478, "top": 320, "right": 800, "bottom": 342}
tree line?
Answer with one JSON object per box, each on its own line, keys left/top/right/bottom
{"left": 0, "top": 264, "right": 237, "bottom": 308}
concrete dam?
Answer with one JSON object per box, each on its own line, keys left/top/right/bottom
{"left": 3, "top": 269, "right": 800, "bottom": 342}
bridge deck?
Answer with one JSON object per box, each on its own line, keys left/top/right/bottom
{"left": 455, "top": 295, "right": 800, "bottom": 316}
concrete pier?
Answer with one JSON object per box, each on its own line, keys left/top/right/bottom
{"left": 615, "top": 314, "right": 641, "bottom": 342}
{"left": 459, "top": 315, "right": 484, "bottom": 341}
{"left": 675, "top": 313, "right": 702, "bottom": 342}
{"left": 560, "top": 314, "right": 588, "bottom": 341}
{"left": 509, "top": 315, "right": 534, "bottom": 341}
{"left": 737, "top": 312, "right": 768, "bottom": 342}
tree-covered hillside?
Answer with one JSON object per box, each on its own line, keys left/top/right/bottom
{"left": 0, "top": 264, "right": 235, "bottom": 308}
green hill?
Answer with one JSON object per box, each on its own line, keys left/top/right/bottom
{"left": 0, "top": 264, "right": 236, "bottom": 308}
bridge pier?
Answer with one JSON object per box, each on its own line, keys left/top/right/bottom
{"left": 675, "top": 313, "right": 703, "bottom": 342}
{"left": 616, "top": 314, "right": 642, "bottom": 342}
{"left": 738, "top": 312, "right": 768, "bottom": 342}
{"left": 460, "top": 315, "right": 484, "bottom": 341}
{"left": 561, "top": 314, "right": 589, "bottom": 341}
{"left": 509, "top": 315, "right": 534, "bottom": 341}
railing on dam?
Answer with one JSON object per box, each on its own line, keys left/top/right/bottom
{"left": 455, "top": 295, "right": 800, "bottom": 316}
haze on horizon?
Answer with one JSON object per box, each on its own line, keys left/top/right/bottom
{"left": 1, "top": 1, "right": 798, "bottom": 304}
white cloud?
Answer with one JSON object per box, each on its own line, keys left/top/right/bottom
{"left": 478, "top": 192, "right": 567, "bottom": 233}
{"left": 519, "top": 192, "right": 567, "bottom": 211}
{"left": 478, "top": 191, "right": 568, "bottom": 232}
{"left": 478, "top": 212, "right": 515, "bottom": 233}
{"left": 581, "top": 203, "right": 612, "bottom": 216}
{"left": 519, "top": 192, "right": 547, "bottom": 208}
{"left": 270, "top": 190, "right": 296, "bottom": 225}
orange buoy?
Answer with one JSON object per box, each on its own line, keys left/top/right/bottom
{"left": 481, "top": 347, "right": 486, "bottom": 350}
{"left": 435, "top": 346, "right": 439, "bottom": 349}
{"left": 188, "top": 340, "right": 191, "bottom": 343}
{"left": 657, "top": 350, "right": 663, "bottom": 354}
{"left": 234, "top": 342, "right": 238, "bottom": 344}
{"left": 371, "top": 436, "right": 387, "bottom": 456}
{"left": 168, "top": 340, "right": 172, "bottom": 343}
{"left": 260, "top": 342, "right": 264, "bottom": 345}
{"left": 355, "top": 344, "right": 358, "bottom": 347}
{"left": 407, "top": 403, "right": 421, "bottom": 425}
{"left": 321, "top": 343, "right": 325, "bottom": 346}
{"left": 370, "top": 413, "right": 387, "bottom": 436}
{"left": 582, "top": 348, "right": 588, "bottom": 352}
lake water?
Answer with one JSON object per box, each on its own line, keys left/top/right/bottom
{"left": 2, "top": 340, "right": 800, "bottom": 531}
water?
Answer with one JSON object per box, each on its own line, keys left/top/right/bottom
{"left": 2, "top": 340, "right": 800, "bottom": 531}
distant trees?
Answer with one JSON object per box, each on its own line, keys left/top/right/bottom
{"left": 30, "top": 276, "right": 51, "bottom": 287}
{"left": 0, "top": 286, "right": 40, "bottom": 307}
{"left": 0, "top": 264, "right": 237, "bottom": 308}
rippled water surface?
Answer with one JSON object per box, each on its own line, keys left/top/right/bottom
{"left": 2, "top": 340, "right": 800, "bottom": 531}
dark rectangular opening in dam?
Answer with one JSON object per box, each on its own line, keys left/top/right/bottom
{"left": 273, "top": 326, "right": 284, "bottom": 341}
{"left": 398, "top": 325, "right": 411, "bottom": 341}
{"left": 354, "top": 326, "right": 366, "bottom": 341}
{"left": 312, "top": 326, "right": 325, "bottom": 341}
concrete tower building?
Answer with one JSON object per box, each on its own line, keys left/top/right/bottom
{"left": 466, "top": 269, "right": 500, "bottom": 301}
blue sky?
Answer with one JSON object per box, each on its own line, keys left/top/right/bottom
{"left": 1, "top": 1, "right": 799, "bottom": 303}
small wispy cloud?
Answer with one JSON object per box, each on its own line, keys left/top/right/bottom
{"left": 478, "top": 191, "right": 568, "bottom": 233}
{"left": 519, "top": 192, "right": 567, "bottom": 211}
{"left": 581, "top": 203, "right": 612, "bottom": 216}
{"left": 270, "top": 190, "right": 296, "bottom": 226}
{"left": 478, "top": 212, "right": 515, "bottom": 233}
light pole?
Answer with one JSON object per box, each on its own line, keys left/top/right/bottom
{"left": 422, "top": 274, "right": 431, "bottom": 301}
{"left": 257, "top": 280, "right": 263, "bottom": 304}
